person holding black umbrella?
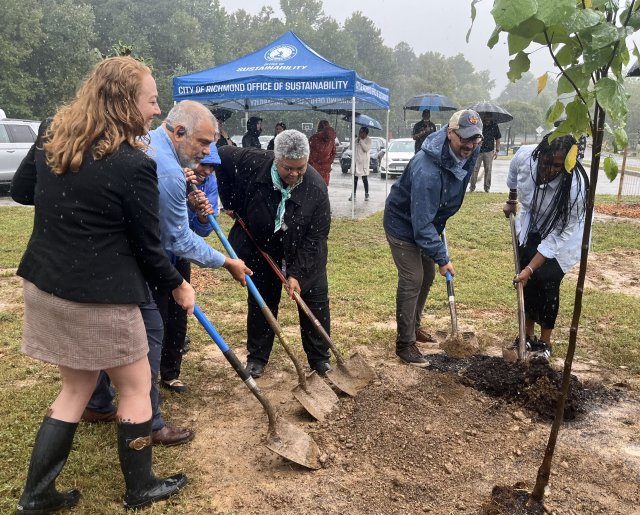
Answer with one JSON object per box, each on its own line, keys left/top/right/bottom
{"left": 468, "top": 112, "right": 501, "bottom": 193}
{"left": 411, "top": 109, "right": 437, "bottom": 153}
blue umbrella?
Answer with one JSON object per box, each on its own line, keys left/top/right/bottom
{"left": 343, "top": 113, "right": 382, "bottom": 130}
{"left": 403, "top": 93, "right": 458, "bottom": 112}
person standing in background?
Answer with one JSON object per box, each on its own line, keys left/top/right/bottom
{"left": 267, "top": 121, "right": 287, "bottom": 150}
{"left": 349, "top": 126, "right": 371, "bottom": 201}
{"left": 412, "top": 109, "right": 437, "bottom": 154}
{"left": 468, "top": 112, "right": 501, "bottom": 192}
{"left": 308, "top": 120, "right": 336, "bottom": 186}
{"left": 242, "top": 116, "right": 263, "bottom": 148}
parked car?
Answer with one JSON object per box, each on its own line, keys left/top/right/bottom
{"left": 340, "top": 138, "right": 383, "bottom": 174}
{"left": 0, "top": 116, "right": 39, "bottom": 185}
{"left": 378, "top": 138, "right": 414, "bottom": 179}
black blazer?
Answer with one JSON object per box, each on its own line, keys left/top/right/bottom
{"left": 11, "top": 124, "right": 182, "bottom": 304}
{"left": 216, "top": 146, "right": 331, "bottom": 285}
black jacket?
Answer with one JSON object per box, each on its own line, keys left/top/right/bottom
{"left": 11, "top": 124, "right": 183, "bottom": 304}
{"left": 216, "top": 146, "right": 330, "bottom": 284}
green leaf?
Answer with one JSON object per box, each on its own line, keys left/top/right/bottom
{"left": 466, "top": 0, "right": 483, "bottom": 43}
{"left": 583, "top": 44, "right": 617, "bottom": 73}
{"left": 507, "top": 51, "right": 531, "bottom": 81}
{"left": 565, "top": 98, "right": 591, "bottom": 135}
{"left": 546, "top": 100, "right": 565, "bottom": 124}
{"left": 556, "top": 65, "right": 590, "bottom": 95}
{"left": 508, "top": 32, "right": 532, "bottom": 54}
{"left": 603, "top": 156, "right": 618, "bottom": 181}
{"left": 563, "top": 8, "right": 603, "bottom": 33}
{"left": 612, "top": 127, "right": 629, "bottom": 152}
{"left": 595, "top": 77, "right": 628, "bottom": 122}
{"left": 554, "top": 40, "right": 581, "bottom": 67}
{"left": 487, "top": 25, "right": 501, "bottom": 49}
{"left": 535, "top": 0, "right": 575, "bottom": 27}
{"left": 583, "top": 21, "right": 623, "bottom": 50}
{"left": 492, "top": 0, "right": 537, "bottom": 31}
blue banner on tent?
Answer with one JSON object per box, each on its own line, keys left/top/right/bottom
{"left": 173, "top": 31, "right": 390, "bottom": 111}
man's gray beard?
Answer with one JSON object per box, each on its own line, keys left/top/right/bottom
{"left": 178, "top": 153, "right": 199, "bottom": 169}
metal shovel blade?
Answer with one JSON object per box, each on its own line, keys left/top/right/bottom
{"left": 325, "top": 352, "right": 376, "bottom": 397}
{"left": 292, "top": 370, "right": 339, "bottom": 421}
{"left": 266, "top": 420, "right": 321, "bottom": 470}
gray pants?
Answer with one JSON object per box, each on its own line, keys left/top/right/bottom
{"left": 469, "top": 151, "right": 494, "bottom": 192}
{"left": 386, "top": 233, "right": 436, "bottom": 349}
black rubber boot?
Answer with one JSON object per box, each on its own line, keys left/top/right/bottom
{"left": 17, "top": 416, "right": 81, "bottom": 514}
{"left": 117, "top": 420, "right": 187, "bottom": 510}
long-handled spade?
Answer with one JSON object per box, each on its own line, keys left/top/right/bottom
{"left": 190, "top": 185, "right": 338, "bottom": 421}
{"left": 438, "top": 229, "right": 478, "bottom": 358}
{"left": 502, "top": 213, "right": 528, "bottom": 362}
{"left": 234, "top": 215, "right": 376, "bottom": 396}
{"left": 192, "top": 305, "right": 321, "bottom": 470}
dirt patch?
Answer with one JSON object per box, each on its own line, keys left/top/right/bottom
{"left": 180, "top": 343, "right": 640, "bottom": 514}
{"left": 0, "top": 269, "right": 23, "bottom": 316}
{"left": 565, "top": 249, "right": 640, "bottom": 296}
{"left": 595, "top": 202, "right": 640, "bottom": 219}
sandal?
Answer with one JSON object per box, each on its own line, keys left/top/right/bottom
{"left": 161, "top": 378, "right": 188, "bottom": 393}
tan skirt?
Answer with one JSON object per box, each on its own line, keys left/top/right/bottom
{"left": 22, "top": 280, "right": 148, "bottom": 370}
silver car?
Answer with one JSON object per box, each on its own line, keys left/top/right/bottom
{"left": 0, "top": 118, "right": 39, "bottom": 185}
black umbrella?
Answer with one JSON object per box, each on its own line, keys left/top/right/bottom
{"left": 210, "top": 107, "right": 234, "bottom": 122}
{"left": 403, "top": 93, "right": 458, "bottom": 112}
{"left": 467, "top": 101, "right": 513, "bottom": 124}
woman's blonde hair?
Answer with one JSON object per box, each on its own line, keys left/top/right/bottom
{"left": 44, "top": 56, "right": 152, "bottom": 174}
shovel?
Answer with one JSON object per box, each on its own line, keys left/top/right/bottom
{"left": 234, "top": 215, "right": 376, "bottom": 396}
{"left": 505, "top": 213, "right": 527, "bottom": 362}
{"left": 191, "top": 185, "right": 338, "bottom": 421}
{"left": 192, "top": 305, "right": 320, "bottom": 470}
{"left": 438, "top": 230, "right": 478, "bottom": 358}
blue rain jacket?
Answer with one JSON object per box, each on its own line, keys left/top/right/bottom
{"left": 383, "top": 127, "right": 479, "bottom": 265}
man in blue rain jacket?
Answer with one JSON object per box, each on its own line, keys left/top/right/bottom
{"left": 383, "top": 110, "right": 483, "bottom": 366}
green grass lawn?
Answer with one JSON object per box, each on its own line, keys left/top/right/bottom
{"left": 0, "top": 195, "right": 638, "bottom": 513}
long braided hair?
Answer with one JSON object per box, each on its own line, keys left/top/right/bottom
{"left": 526, "top": 133, "right": 589, "bottom": 241}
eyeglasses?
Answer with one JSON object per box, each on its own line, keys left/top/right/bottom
{"left": 454, "top": 131, "right": 483, "bottom": 145}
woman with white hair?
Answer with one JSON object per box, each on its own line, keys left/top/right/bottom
{"left": 216, "top": 130, "right": 332, "bottom": 379}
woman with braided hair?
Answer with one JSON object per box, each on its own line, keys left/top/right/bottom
{"left": 503, "top": 132, "right": 589, "bottom": 362}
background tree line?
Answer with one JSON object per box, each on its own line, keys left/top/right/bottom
{"left": 6, "top": 0, "right": 632, "bottom": 143}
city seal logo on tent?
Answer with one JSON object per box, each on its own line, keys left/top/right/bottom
{"left": 264, "top": 44, "right": 297, "bottom": 62}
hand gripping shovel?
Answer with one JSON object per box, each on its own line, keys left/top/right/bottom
{"left": 503, "top": 213, "right": 527, "bottom": 362}
{"left": 438, "top": 230, "right": 478, "bottom": 358}
{"left": 193, "top": 305, "right": 320, "bottom": 469}
{"left": 234, "top": 215, "right": 376, "bottom": 397}
{"left": 190, "top": 185, "right": 338, "bottom": 421}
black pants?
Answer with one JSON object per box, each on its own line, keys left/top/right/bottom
{"left": 354, "top": 176, "right": 369, "bottom": 195}
{"left": 518, "top": 233, "right": 565, "bottom": 330}
{"left": 153, "top": 258, "right": 190, "bottom": 381}
{"left": 245, "top": 251, "right": 330, "bottom": 367}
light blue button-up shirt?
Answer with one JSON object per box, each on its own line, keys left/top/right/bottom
{"left": 147, "top": 127, "right": 225, "bottom": 268}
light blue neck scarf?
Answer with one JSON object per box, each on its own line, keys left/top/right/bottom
{"left": 270, "top": 162, "right": 301, "bottom": 232}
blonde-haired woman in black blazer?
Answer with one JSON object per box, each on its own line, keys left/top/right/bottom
{"left": 11, "top": 56, "right": 195, "bottom": 513}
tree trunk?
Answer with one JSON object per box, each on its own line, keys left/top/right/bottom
{"left": 530, "top": 104, "right": 605, "bottom": 501}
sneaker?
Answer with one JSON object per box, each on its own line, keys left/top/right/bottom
{"left": 529, "top": 339, "right": 551, "bottom": 363}
{"left": 348, "top": 195, "right": 354, "bottom": 201}
{"left": 396, "top": 344, "right": 430, "bottom": 368}
{"left": 365, "top": 193, "right": 370, "bottom": 201}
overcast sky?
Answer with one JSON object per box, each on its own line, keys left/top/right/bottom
{"left": 217, "top": 0, "right": 555, "bottom": 96}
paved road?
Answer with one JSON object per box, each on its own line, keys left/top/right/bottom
{"left": 328, "top": 158, "right": 624, "bottom": 219}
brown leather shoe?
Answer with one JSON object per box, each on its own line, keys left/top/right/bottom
{"left": 416, "top": 327, "right": 436, "bottom": 343}
{"left": 151, "top": 424, "right": 194, "bottom": 447}
{"left": 81, "top": 408, "right": 117, "bottom": 423}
